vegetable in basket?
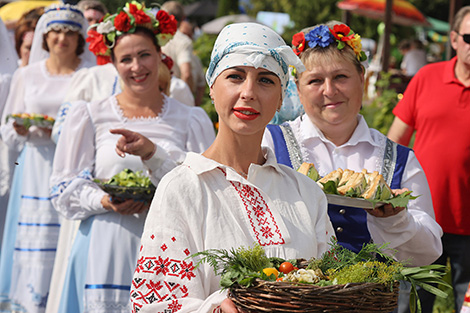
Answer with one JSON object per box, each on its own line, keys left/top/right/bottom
{"left": 192, "top": 238, "right": 451, "bottom": 313}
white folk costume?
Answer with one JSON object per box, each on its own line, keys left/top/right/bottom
{"left": 263, "top": 115, "right": 443, "bottom": 266}
{"left": 0, "top": 17, "right": 19, "bottom": 252}
{"left": 50, "top": 95, "right": 214, "bottom": 313}
{"left": 0, "top": 4, "right": 94, "bottom": 312}
{"left": 130, "top": 22, "right": 332, "bottom": 313}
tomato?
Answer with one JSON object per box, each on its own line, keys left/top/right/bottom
{"left": 262, "top": 267, "right": 279, "bottom": 278}
{"left": 278, "top": 261, "right": 295, "bottom": 274}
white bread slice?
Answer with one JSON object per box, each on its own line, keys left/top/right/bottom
{"left": 338, "top": 169, "right": 356, "bottom": 187}
{"left": 318, "top": 168, "right": 343, "bottom": 186}
{"left": 337, "top": 172, "right": 367, "bottom": 196}
{"left": 361, "top": 173, "right": 392, "bottom": 200}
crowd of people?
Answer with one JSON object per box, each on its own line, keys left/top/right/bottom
{"left": 0, "top": 0, "right": 468, "bottom": 313}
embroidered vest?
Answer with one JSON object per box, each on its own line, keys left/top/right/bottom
{"left": 266, "top": 124, "right": 411, "bottom": 253}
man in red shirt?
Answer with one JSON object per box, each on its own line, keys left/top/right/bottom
{"left": 388, "top": 6, "right": 470, "bottom": 312}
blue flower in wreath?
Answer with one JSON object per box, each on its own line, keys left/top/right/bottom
{"left": 305, "top": 25, "right": 334, "bottom": 48}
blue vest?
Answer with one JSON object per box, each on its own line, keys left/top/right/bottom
{"left": 266, "top": 124, "right": 411, "bottom": 253}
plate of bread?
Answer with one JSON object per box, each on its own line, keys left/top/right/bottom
{"left": 297, "top": 162, "right": 417, "bottom": 209}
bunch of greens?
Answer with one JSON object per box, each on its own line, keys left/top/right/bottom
{"left": 98, "top": 169, "right": 153, "bottom": 188}
{"left": 193, "top": 238, "right": 451, "bottom": 313}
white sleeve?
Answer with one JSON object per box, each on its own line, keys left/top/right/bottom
{"left": 131, "top": 172, "right": 224, "bottom": 313}
{"left": 1, "top": 68, "right": 27, "bottom": 147}
{"left": 144, "top": 107, "right": 215, "bottom": 185}
{"left": 367, "top": 151, "right": 443, "bottom": 266}
{"left": 186, "top": 107, "right": 215, "bottom": 154}
{"left": 50, "top": 101, "right": 107, "bottom": 220}
{"left": 0, "top": 73, "right": 12, "bottom": 119}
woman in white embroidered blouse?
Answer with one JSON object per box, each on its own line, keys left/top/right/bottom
{"left": 49, "top": 4, "right": 215, "bottom": 313}
{"left": 130, "top": 22, "right": 334, "bottom": 313}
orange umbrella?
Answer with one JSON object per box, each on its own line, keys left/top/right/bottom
{"left": 0, "top": 0, "right": 58, "bottom": 22}
{"left": 337, "top": 0, "right": 430, "bottom": 27}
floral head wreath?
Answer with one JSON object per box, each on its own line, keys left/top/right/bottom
{"left": 87, "top": 1, "right": 177, "bottom": 64}
{"left": 292, "top": 24, "right": 367, "bottom": 62}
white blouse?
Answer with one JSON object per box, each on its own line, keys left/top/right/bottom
{"left": 131, "top": 150, "right": 334, "bottom": 313}
{"left": 263, "top": 114, "right": 443, "bottom": 266}
{"left": 50, "top": 95, "right": 215, "bottom": 220}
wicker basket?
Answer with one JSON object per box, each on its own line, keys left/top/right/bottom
{"left": 229, "top": 280, "right": 399, "bottom": 312}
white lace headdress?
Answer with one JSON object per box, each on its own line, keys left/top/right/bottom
{"left": 29, "top": 3, "right": 95, "bottom": 64}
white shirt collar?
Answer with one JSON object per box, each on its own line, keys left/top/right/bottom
{"left": 299, "top": 114, "right": 380, "bottom": 148}
{"left": 184, "top": 147, "right": 285, "bottom": 181}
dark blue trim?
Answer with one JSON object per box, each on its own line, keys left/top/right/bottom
{"left": 21, "top": 195, "right": 52, "bottom": 201}
{"left": 14, "top": 248, "right": 56, "bottom": 252}
{"left": 390, "top": 144, "right": 412, "bottom": 189}
{"left": 45, "top": 7, "right": 84, "bottom": 16}
{"left": 18, "top": 222, "right": 60, "bottom": 227}
{"left": 266, "top": 124, "right": 293, "bottom": 168}
{"left": 46, "top": 20, "right": 82, "bottom": 29}
{"left": 85, "top": 284, "right": 131, "bottom": 291}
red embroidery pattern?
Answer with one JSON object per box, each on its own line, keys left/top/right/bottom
{"left": 130, "top": 280, "right": 187, "bottom": 313}
{"left": 230, "top": 180, "right": 285, "bottom": 246}
{"left": 132, "top": 233, "right": 195, "bottom": 313}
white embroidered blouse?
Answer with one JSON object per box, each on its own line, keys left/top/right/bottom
{"left": 131, "top": 150, "right": 334, "bottom": 313}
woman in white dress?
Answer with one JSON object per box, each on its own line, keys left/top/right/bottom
{"left": 0, "top": 5, "right": 94, "bottom": 312}
{"left": 262, "top": 22, "right": 442, "bottom": 267}
{"left": 49, "top": 4, "right": 215, "bottom": 312}
{"left": 130, "top": 22, "right": 334, "bottom": 313}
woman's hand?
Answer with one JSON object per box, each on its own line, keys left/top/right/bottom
{"left": 220, "top": 298, "right": 240, "bottom": 313}
{"left": 101, "top": 195, "right": 150, "bottom": 215}
{"left": 365, "top": 188, "right": 409, "bottom": 218}
{"left": 13, "top": 121, "right": 28, "bottom": 136}
{"left": 110, "top": 128, "right": 156, "bottom": 160}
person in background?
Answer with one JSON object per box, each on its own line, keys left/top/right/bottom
{"left": 388, "top": 6, "right": 470, "bottom": 313}
{"left": 398, "top": 38, "right": 427, "bottom": 77}
{"left": 14, "top": 7, "right": 45, "bottom": 67}
{"left": 263, "top": 22, "right": 442, "bottom": 267}
{"left": 49, "top": 3, "right": 214, "bottom": 312}
{"left": 130, "top": 22, "right": 333, "bottom": 313}
{"left": 77, "top": 0, "right": 107, "bottom": 26}
{"left": 0, "top": 4, "right": 94, "bottom": 312}
{"left": 180, "top": 20, "right": 206, "bottom": 106}
{"left": 161, "top": 1, "right": 194, "bottom": 91}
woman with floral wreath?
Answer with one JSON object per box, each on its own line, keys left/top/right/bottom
{"left": 49, "top": 3, "right": 215, "bottom": 312}
{"left": 262, "top": 22, "right": 442, "bottom": 267}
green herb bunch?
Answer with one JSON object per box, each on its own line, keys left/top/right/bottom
{"left": 192, "top": 244, "right": 273, "bottom": 288}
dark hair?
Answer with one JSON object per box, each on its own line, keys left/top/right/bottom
{"left": 42, "top": 31, "right": 86, "bottom": 56}
{"left": 452, "top": 6, "right": 470, "bottom": 32}
{"left": 110, "top": 27, "right": 161, "bottom": 62}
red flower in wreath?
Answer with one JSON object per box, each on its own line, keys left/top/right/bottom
{"left": 292, "top": 31, "right": 306, "bottom": 56}
{"left": 156, "top": 10, "right": 177, "bottom": 35}
{"left": 86, "top": 29, "right": 107, "bottom": 55}
{"left": 128, "top": 3, "right": 151, "bottom": 24}
{"left": 330, "top": 24, "right": 354, "bottom": 42}
{"left": 114, "top": 11, "right": 131, "bottom": 32}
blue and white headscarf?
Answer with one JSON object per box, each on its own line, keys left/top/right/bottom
{"left": 206, "top": 23, "right": 305, "bottom": 99}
